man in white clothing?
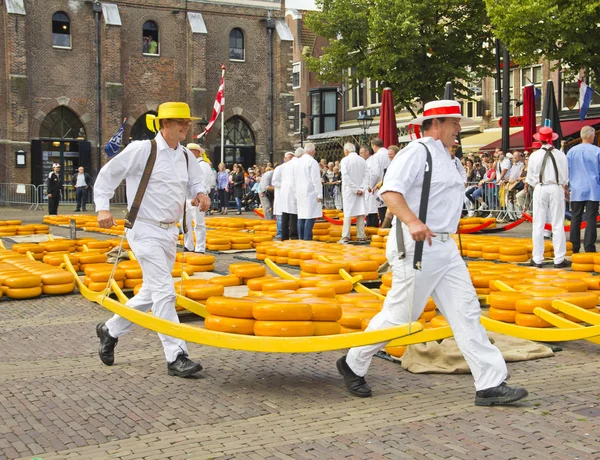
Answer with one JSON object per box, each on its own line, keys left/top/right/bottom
{"left": 271, "top": 152, "right": 293, "bottom": 240}
{"left": 280, "top": 148, "right": 302, "bottom": 240}
{"left": 294, "top": 143, "right": 323, "bottom": 240}
{"left": 339, "top": 143, "right": 367, "bottom": 243}
{"left": 337, "top": 100, "right": 528, "bottom": 406}
{"left": 258, "top": 166, "right": 274, "bottom": 221}
{"left": 371, "top": 138, "right": 391, "bottom": 223}
{"left": 360, "top": 146, "right": 379, "bottom": 228}
{"left": 94, "top": 102, "right": 211, "bottom": 378}
{"left": 182, "top": 143, "right": 213, "bottom": 253}
{"left": 526, "top": 126, "right": 570, "bottom": 268}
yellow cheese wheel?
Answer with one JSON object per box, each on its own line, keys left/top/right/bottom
{"left": 571, "top": 263, "right": 594, "bottom": 272}
{"left": 316, "top": 262, "right": 350, "bottom": 274}
{"left": 254, "top": 321, "right": 314, "bottom": 337}
{"left": 381, "top": 272, "right": 393, "bottom": 287}
{"left": 430, "top": 315, "right": 449, "bottom": 328}
{"left": 582, "top": 277, "right": 600, "bottom": 290}
{"left": 296, "top": 286, "right": 337, "bottom": 298}
{"left": 349, "top": 271, "right": 379, "bottom": 281}
{"left": 310, "top": 302, "right": 342, "bottom": 321}
{"left": 171, "top": 265, "right": 195, "bottom": 277}
{"left": 246, "top": 275, "right": 276, "bottom": 291}
{"left": 124, "top": 278, "right": 143, "bottom": 289}
{"left": 228, "top": 262, "right": 261, "bottom": 274}
{"left": 299, "top": 260, "right": 322, "bottom": 273}
{"left": 488, "top": 307, "right": 517, "bottom": 323}
{"left": 572, "top": 253, "right": 596, "bottom": 264}
{"left": 315, "top": 280, "right": 353, "bottom": 295}
{"left": 82, "top": 263, "right": 113, "bottom": 275}
{"left": 550, "top": 279, "right": 588, "bottom": 292}
{"left": 466, "top": 250, "right": 482, "bottom": 259}
{"left": 312, "top": 321, "right": 341, "bottom": 335}
{"left": 385, "top": 346, "right": 407, "bottom": 358}
{"left": 556, "top": 292, "right": 598, "bottom": 309}
{"left": 361, "top": 316, "right": 372, "bottom": 330}
{"left": 471, "top": 274, "right": 498, "bottom": 289}
{"left": 6, "top": 286, "right": 43, "bottom": 299}
{"left": 340, "top": 326, "right": 361, "bottom": 334}
{"left": 232, "top": 265, "right": 267, "bottom": 279}
{"left": 42, "top": 282, "right": 75, "bottom": 295}
{"left": 262, "top": 279, "right": 299, "bottom": 291}
{"left": 488, "top": 291, "right": 529, "bottom": 310}
{"left": 124, "top": 268, "right": 143, "bottom": 279}
{"left": 206, "top": 244, "right": 231, "bottom": 251}
{"left": 499, "top": 254, "right": 529, "bottom": 263}
{"left": 296, "top": 277, "right": 322, "bottom": 288}
{"left": 253, "top": 302, "right": 312, "bottom": 320}
{"left": 89, "top": 269, "right": 126, "bottom": 282}
{"left": 515, "top": 312, "right": 553, "bottom": 328}
{"left": 4, "top": 274, "right": 42, "bottom": 289}
{"left": 419, "top": 310, "right": 436, "bottom": 323}
{"left": 78, "top": 253, "right": 108, "bottom": 265}
{"left": 348, "top": 261, "right": 379, "bottom": 272}
{"left": 183, "top": 254, "right": 216, "bottom": 265}
{"left": 336, "top": 293, "right": 378, "bottom": 304}
{"left": 206, "top": 296, "right": 255, "bottom": 319}
{"left": 208, "top": 275, "right": 241, "bottom": 287}
{"left": 40, "top": 271, "right": 75, "bottom": 285}
{"left": 232, "top": 243, "right": 253, "bottom": 250}
{"left": 499, "top": 245, "right": 528, "bottom": 255}
{"left": 515, "top": 296, "right": 558, "bottom": 314}
{"left": 424, "top": 298, "right": 437, "bottom": 312}
{"left": 205, "top": 315, "right": 255, "bottom": 335}
{"left": 117, "top": 260, "right": 140, "bottom": 269}
{"left": 338, "top": 310, "right": 377, "bottom": 329}
{"left": 380, "top": 284, "right": 390, "bottom": 296}
{"left": 133, "top": 283, "right": 143, "bottom": 295}
{"left": 184, "top": 284, "right": 225, "bottom": 300}
{"left": 558, "top": 272, "right": 593, "bottom": 280}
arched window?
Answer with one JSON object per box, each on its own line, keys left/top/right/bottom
{"left": 52, "top": 12, "right": 71, "bottom": 48}
{"left": 40, "top": 107, "right": 85, "bottom": 139}
{"left": 223, "top": 116, "right": 255, "bottom": 146}
{"left": 229, "top": 28, "right": 245, "bottom": 61}
{"left": 130, "top": 111, "right": 158, "bottom": 142}
{"left": 143, "top": 21, "right": 159, "bottom": 55}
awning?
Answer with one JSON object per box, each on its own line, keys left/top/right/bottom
{"left": 307, "top": 122, "right": 413, "bottom": 143}
{"left": 561, "top": 118, "right": 600, "bottom": 137}
{"left": 461, "top": 128, "right": 523, "bottom": 152}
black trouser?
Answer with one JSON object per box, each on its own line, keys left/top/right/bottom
{"left": 48, "top": 194, "right": 60, "bottom": 215}
{"left": 378, "top": 206, "right": 387, "bottom": 224}
{"left": 75, "top": 187, "right": 87, "bottom": 211}
{"left": 281, "top": 212, "right": 298, "bottom": 240}
{"left": 218, "top": 189, "right": 228, "bottom": 209}
{"left": 366, "top": 213, "right": 379, "bottom": 227}
{"left": 570, "top": 200, "right": 599, "bottom": 253}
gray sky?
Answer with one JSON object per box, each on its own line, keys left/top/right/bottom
{"left": 285, "top": 0, "right": 319, "bottom": 10}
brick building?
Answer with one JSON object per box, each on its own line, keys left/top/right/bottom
{"left": 0, "top": 0, "right": 295, "bottom": 193}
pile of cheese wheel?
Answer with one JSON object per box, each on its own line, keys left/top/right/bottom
{"left": 458, "top": 234, "right": 573, "bottom": 262}
{"left": 0, "top": 248, "right": 75, "bottom": 298}
{"left": 251, "top": 220, "right": 278, "bottom": 237}
{"left": 458, "top": 217, "right": 496, "bottom": 232}
{"left": 43, "top": 214, "right": 127, "bottom": 236}
{"left": 255, "top": 240, "right": 386, "bottom": 278}
{"left": 0, "top": 220, "right": 49, "bottom": 237}
{"left": 370, "top": 228, "right": 390, "bottom": 249}
{"left": 569, "top": 252, "right": 600, "bottom": 272}
{"left": 469, "top": 260, "right": 600, "bottom": 327}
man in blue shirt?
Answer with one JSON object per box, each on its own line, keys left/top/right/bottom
{"left": 567, "top": 126, "right": 600, "bottom": 253}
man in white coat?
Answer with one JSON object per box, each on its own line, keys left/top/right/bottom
{"left": 525, "top": 126, "right": 570, "bottom": 268}
{"left": 371, "top": 138, "right": 391, "bottom": 224}
{"left": 272, "top": 152, "right": 293, "bottom": 240}
{"left": 294, "top": 143, "right": 323, "bottom": 240}
{"left": 339, "top": 143, "right": 367, "bottom": 243}
{"left": 337, "top": 100, "right": 528, "bottom": 406}
{"left": 360, "top": 146, "right": 380, "bottom": 228}
{"left": 94, "top": 102, "right": 210, "bottom": 378}
{"left": 280, "top": 148, "right": 302, "bottom": 240}
{"left": 182, "top": 143, "right": 213, "bottom": 253}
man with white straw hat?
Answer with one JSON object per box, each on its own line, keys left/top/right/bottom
{"left": 94, "top": 102, "right": 211, "bottom": 378}
{"left": 337, "top": 100, "right": 528, "bottom": 406}
{"left": 182, "top": 142, "right": 213, "bottom": 253}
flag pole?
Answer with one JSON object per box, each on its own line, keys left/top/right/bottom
{"left": 220, "top": 65, "right": 226, "bottom": 165}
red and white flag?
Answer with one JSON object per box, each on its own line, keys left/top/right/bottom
{"left": 196, "top": 74, "right": 224, "bottom": 139}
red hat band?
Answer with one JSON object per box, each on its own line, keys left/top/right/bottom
{"left": 422, "top": 106, "right": 462, "bottom": 118}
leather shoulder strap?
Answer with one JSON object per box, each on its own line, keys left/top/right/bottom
{"left": 539, "top": 147, "right": 559, "bottom": 185}
{"left": 125, "top": 139, "right": 157, "bottom": 229}
{"left": 413, "top": 142, "right": 433, "bottom": 270}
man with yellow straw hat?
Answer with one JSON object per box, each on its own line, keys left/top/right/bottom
{"left": 94, "top": 102, "right": 210, "bottom": 378}
{"left": 182, "top": 142, "right": 214, "bottom": 253}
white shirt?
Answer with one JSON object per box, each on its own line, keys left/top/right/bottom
{"left": 94, "top": 132, "right": 206, "bottom": 223}
{"left": 271, "top": 164, "right": 284, "bottom": 216}
{"left": 526, "top": 144, "right": 568, "bottom": 187}
{"left": 280, "top": 157, "right": 298, "bottom": 214}
{"left": 496, "top": 157, "right": 511, "bottom": 180}
{"left": 508, "top": 161, "right": 524, "bottom": 181}
{"left": 75, "top": 173, "right": 87, "bottom": 187}
{"left": 294, "top": 154, "right": 323, "bottom": 219}
{"left": 380, "top": 136, "right": 464, "bottom": 234}
{"left": 453, "top": 157, "right": 467, "bottom": 183}
{"left": 196, "top": 157, "right": 214, "bottom": 191}
{"left": 340, "top": 151, "right": 367, "bottom": 217}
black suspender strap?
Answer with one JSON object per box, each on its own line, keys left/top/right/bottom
{"left": 539, "top": 147, "right": 559, "bottom": 185}
{"left": 181, "top": 147, "right": 190, "bottom": 234}
{"left": 125, "top": 140, "right": 157, "bottom": 229}
{"left": 413, "top": 143, "right": 433, "bottom": 270}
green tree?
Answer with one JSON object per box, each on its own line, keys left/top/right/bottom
{"left": 305, "top": 0, "right": 495, "bottom": 116}
{"left": 485, "top": 0, "right": 600, "bottom": 79}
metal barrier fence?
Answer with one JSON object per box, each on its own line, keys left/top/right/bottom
{"left": 464, "top": 180, "right": 527, "bottom": 221}
{"left": 0, "top": 183, "right": 39, "bottom": 210}
{"left": 323, "top": 182, "right": 342, "bottom": 210}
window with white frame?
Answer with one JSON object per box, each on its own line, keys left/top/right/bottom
{"left": 310, "top": 89, "right": 337, "bottom": 135}
{"left": 562, "top": 71, "right": 600, "bottom": 111}
{"left": 520, "top": 66, "right": 543, "bottom": 113}
{"left": 348, "top": 67, "right": 364, "bottom": 110}
{"left": 460, "top": 80, "right": 483, "bottom": 118}
{"left": 293, "top": 103, "right": 301, "bottom": 133}
{"left": 494, "top": 69, "right": 515, "bottom": 118}
{"left": 52, "top": 12, "right": 71, "bottom": 48}
{"left": 292, "top": 62, "right": 301, "bottom": 89}
{"left": 367, "top": 79, "right": 382, "bottom": 106}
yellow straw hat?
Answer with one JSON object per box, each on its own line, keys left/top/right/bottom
{"left": 146, "top": 102, "right": 200, "bottom": 133}
{"left": 186, "top": 143, "right": 202, "bottom": 151}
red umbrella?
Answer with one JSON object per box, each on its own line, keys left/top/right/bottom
{"left": 378, "top": 88, "right": 399, "bottom": 147}
{"left": 522, "top": 84, "right": 536, "bottom": 150}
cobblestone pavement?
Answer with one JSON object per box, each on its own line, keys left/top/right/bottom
{"left": 1, "top": 208, "right": 600, "bottom": 459}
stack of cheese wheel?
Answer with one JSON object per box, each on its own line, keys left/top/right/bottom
{"left": 3, "top": 272, "right": 42, "bottom": 299}
{"left": 339, "top": 295, "right": 382, "bottom": 333}
{"left": 206, "top": 234, "right": 231, "bottom": 251}
{"left": 174, "top": 278, "right": 224, "bottom": 300}
{"left": 9, "top": 258, "right": 75, "bottom": 295}
{"left": 12, "top": 243, "right": 45, "bottom": 261}
{"left": 205, "top": 296, "right": 256, "bottom": 334}
{"left": 77, "top": 252, "right": 109, "bottom": 273}
{"left": 118, "top": 260, "right": 143, "bottom": 289}
{"left": 84, "top": 265, "right": 125, "bottom": 291}
{"left": 228, "top": 262, "right": 267, "bottom": 282}
{"left": 175, "top": 252, "right": 215, "bottom": 272}
{"left": 487, "top": 291, "right": 530, "bottom": 323}
{"left": 380, "top": 272, "right": 392, "bottom": 296}
{"left": 170, "top": 262, "right": 195, "bottom": 278}
{"left": 311, "top": 222, "right": 331, "bottom": 241}
{"left": 346, "top": 260, "right": 379, "bottom": 281}
{"left": 571, "top": 253, "right": 596, "bottom": 272}
{"left": 253, "top": 298, "right": 314, "bottom": 336}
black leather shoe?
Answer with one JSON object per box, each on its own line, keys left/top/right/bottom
{"left": 167, "top": 354, "right": 202, "bottom": 377}
{"left": 336, "top": 355, "right": 372, "bottom": 398}
{"left": 529, "top": 259, "right": 542, "bottom": 269}
{"left": 475, "top": 382, "right": 528, "bottom": 406}
{"left": 554, "top": 259, "right": 572, "bottom": 269}
{"left": 96, "top": 322, "right": 118, "bottom": 366}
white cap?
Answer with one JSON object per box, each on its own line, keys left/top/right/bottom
{"left": 294, "top": 147, "right": 304, "bottom": 157}
{"left": 506, "top": 152, "right": 514, "bottom": 159}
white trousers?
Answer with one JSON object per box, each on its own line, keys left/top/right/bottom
{"left": 183, "top": 200, "right": 206, "bottom": 253}
{"left": 342, "top": 215, "right": 365, "bottom": 240}
{"left": 532, "top": 184, "right": 565, "bottom": 264}
{"left": 106, "top": 221, "right": 188, "bottom": 363}
{"left": 346, "top": 226, "right": 507, "bottom": 391}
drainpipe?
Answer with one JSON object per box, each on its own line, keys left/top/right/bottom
{"left": 93, "top": 1, "right": 102, "bottom": 175}
{"left": 266, "top": 12, "right": 275, "bottom": 164}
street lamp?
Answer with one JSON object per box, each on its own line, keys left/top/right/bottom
{"left": 300, "top": 112, "right": 307, "bottom": 147}
{"left": 357, "top": 111, "right": 374, "bottom": 146}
